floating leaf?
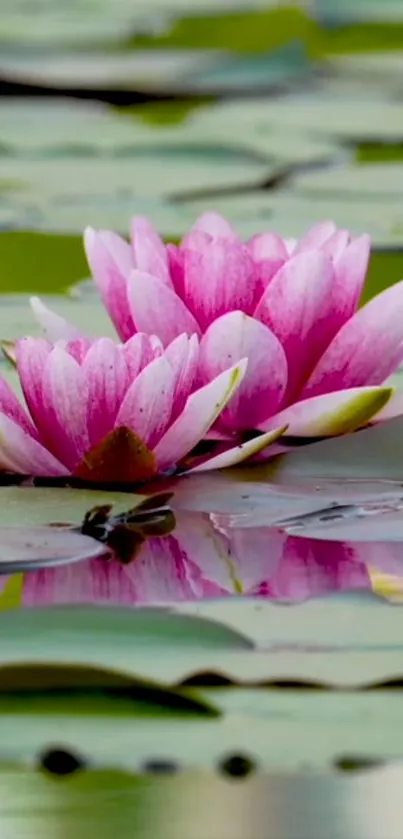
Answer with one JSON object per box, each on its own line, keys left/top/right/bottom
{"left": 0, "top": 526, "right": 106, "bottom": 574}
{"left": 0, "top": 486, "right": 147, "bottom": 527}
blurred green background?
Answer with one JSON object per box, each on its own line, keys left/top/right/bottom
{"left": 1, "top": 0, "right": 403, "bottom": 302}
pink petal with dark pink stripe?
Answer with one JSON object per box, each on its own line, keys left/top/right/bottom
{"left": 84, "top": 227, "right": 135, "bottom": 341}
{"left": 131, "top": 216, "right": 170, "bottom": 284}
{"left": 82, "top": 338, "right": 128, "bottom": 446}
{"left": 128, "top": 270, "right": 200, "bottom": 346}
{"left": 199, "top": 311, "right": 287, "bottom": 431}
{"left": 302, "top": 279, "right": 403, "bottom": 398}
{"left": 254, "top": 250, "right": 335, "bottom": 404}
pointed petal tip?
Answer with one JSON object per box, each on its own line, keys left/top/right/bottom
{"left": 83, "top": 225, "right": 96, "bottom": 246}
{"left": 186, "top": 425, "right": 288, "bottom": 473}
{"left": 261, "top": 386, "right": 395, "bottom": 438}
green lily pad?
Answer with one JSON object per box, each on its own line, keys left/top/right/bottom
{"left": 0, "top": 599, "right": 403, "bottom": 687}
{"left": 0, "top": 486, "right": 146, "bottom": 528}
{"left": 187, "top": 98, "right": 345, "bottom": 164}
{"left": 0, "top": 52, "right": 224, "bottom": 94}
{"left": 2, "top": 686, "right": 403, "bottom": 774}
{"left": 270, "top": 416, "right": 403, "bottom": 483}
{"left": 329, "top": 52, "right": 403, "bottom": 98}
{"left": 0, "top": 527, "right": 106, "bottom": 574}
{"left": 290, "top": 163, "right": 403, "bottom": 202}
{"left": 0, "top": 155, "right": 271, "bottom": 234}
{"left": 258, "top": 88, "right": 403, "bottom": 142}
{"left": 0, "top": 41, "right": 313, "bottom": 96}
{"left": 129, "top": 5, "right": 316, "bottom": 53}
{"left": 0, "top": 287, "right": 111, "bottom": 336}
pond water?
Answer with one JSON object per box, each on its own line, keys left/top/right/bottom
{"left": 2, "top": 1, "right": 403, "bottom": 837}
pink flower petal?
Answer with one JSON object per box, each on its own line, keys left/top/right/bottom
{"left": 190, "top": 211, "right": 238, "bottom": 240}
{"left": 226, "top": 527, "right": 286, "bottom": 593}
{"left": 41, "top": 346, "right": 90, "bottom": 469}
{"left": 262, "top": 537, "right": 370, "bottom": 603}
{"left": 187, "top": 427, "right": 287, "bottom": 472}
{"left": 84, "top": 227, "right": 135, "bottom": 341}
{"left": 321, "top": 228, "right": 350, "bottom": 261}
{"left": 154, "top": 359, "right": 247, "bottom": 471}
{"left": 254, "top": 250, "right": 335, "bottom": 404}
{"left": 95, "top": 229, "right": 133, "bottom": 275}
{"left": 61, "top": 338, "right": 92, "bottom": 364}
{"left": 171, "top": 512, "right": 236, "bottom": 595}
{"left": 247, "top": 232, "right": 288, "bottom": 261}
{"left": 22, "top": 557, "right": 138, "bottom": 606}
{"left": 131, "top": 216, "right": 170, "bottom": 284}
{"left": 123, "top": 536, "right": 199, "bottom": 603}
{"left": 0, "top": 376, "right": 38, "bottom": 438}
{"left": 330, "top": 234, "right": 370, "bottom": 329}
{"left": 127, "top": 270, "right": 201, "bottom": 346}
{"left": 167, "top": 243, "right": 185, "bottom": 296}
{"left": 164, "top": 333, "right": 199, "bottom": 419}
{"left": 284, "top": 237, "right": 297, "bottom": 255}
{"left": 199, "top": 311, "right": 287, "bottom": 430}
{"left": 116, "top": 355, "right": 175, "bottom": 448}
{"left": 16, "top": 337, "right": 52, "bottom": 429}
{"left": 259, "top": 386, "right": 393, "bottom": 437}
{"left": 82, "top": 338, "right": 128, "bottom": 446}
{"left": 254, "top": 259, "right": 286, "bottom": 298}
{"left": 181, "top": 229, "right": 212, "bottom": 252}
{"left": 302, "top": 279, "right": 403, "bottom": 398}
{"left": 0, "top": 413, "right": 68, "bottom": 476}
{"left": 183, "top": 239, "right": 258, "bottom": 329}
{"left": 293, "top": 220, "right": 337, "bottom": 254}
{"left": 30, "top": 297, "right": 86, "bottom": 342}
{"left": 121, "top": 333, "right": 161, "bottom": 381}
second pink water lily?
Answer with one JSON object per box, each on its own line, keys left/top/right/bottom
{"left": 31, "top": 213, "right": 403, "bottom": 441}
{"left": 0, "top": 334, "right": 283, "bottom": 482}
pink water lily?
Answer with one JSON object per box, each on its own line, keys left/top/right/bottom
{"left": 0, "top": 333, "right": 283, "bottom": 482}
{"left": 31, "top": 212, "right": 402, "bottom": 444}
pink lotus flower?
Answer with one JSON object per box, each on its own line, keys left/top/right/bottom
{"left": 0, "top": 334, "right": 283, "bottom": 482}
{"left": 31, "top": 213, "right": 401, "bottom": 444}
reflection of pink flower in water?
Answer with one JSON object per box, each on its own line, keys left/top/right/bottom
{"left": 1, "top": 511, "right": 392, "bottom": 608}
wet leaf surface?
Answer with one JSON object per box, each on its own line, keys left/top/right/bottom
{"left": 0, "top": 527, "right": 106, "bottom": 573}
